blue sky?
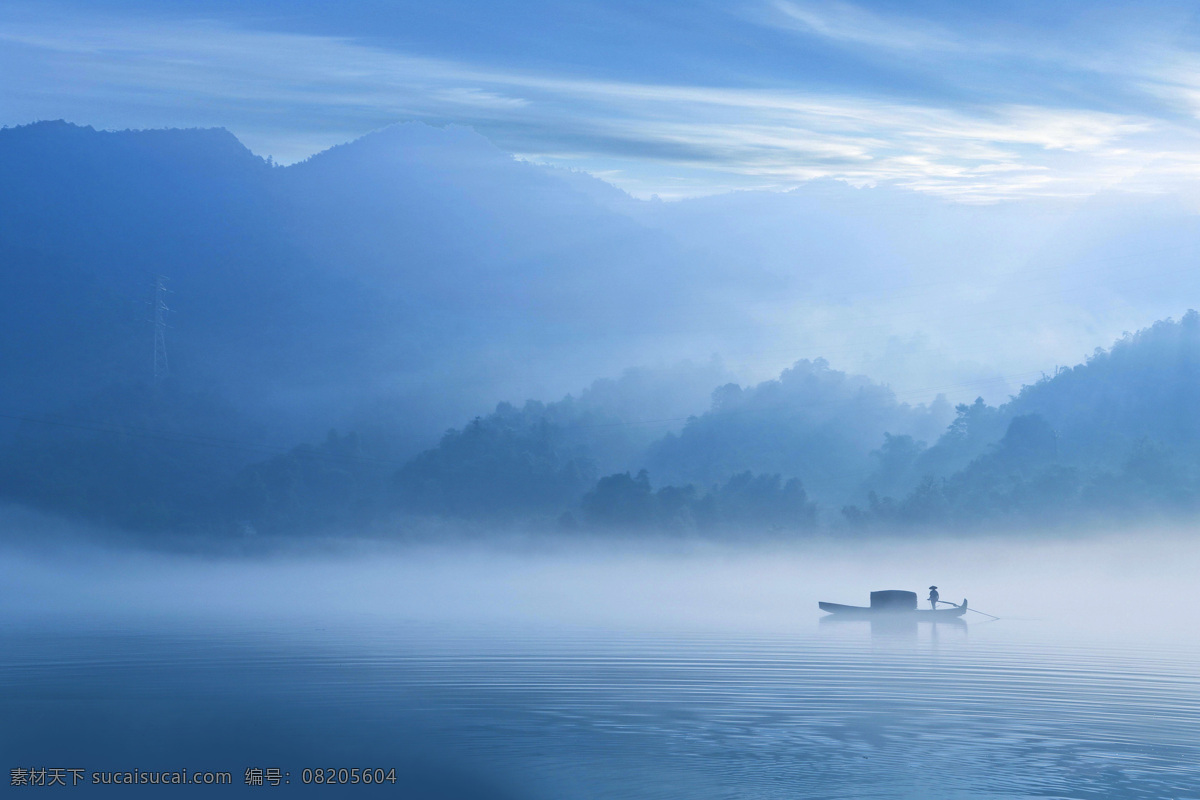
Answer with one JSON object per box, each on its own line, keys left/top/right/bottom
{"left": 7, "top": 0, "right": 1200, "bottom": 198}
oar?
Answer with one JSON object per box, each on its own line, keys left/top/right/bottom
{"left": 937, "top": 600, "right": 1000, "bottom": 620}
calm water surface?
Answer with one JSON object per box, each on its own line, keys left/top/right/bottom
{"left": 3, "top": 534, "right": 1199, "bottom": 798}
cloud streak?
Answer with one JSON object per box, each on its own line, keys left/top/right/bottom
{"left": 766, "top": 0, "right": 964, "bottom": 53}
{"left": 3, "top": 8, "right": 1200, "bottom": 200}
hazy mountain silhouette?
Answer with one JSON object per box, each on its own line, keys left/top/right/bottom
{"left": 0, "top": 121, "right": 694, "bottom": 452}
{"left": 643, "top": 359, "right": 953, "bottom": 505}
{"left": 7, "top": 119, "right": 1200, "bottom": 456}
{"left": 845, "top": 312, "right": 1200, "bottom": 527}
{"left": 8, "top": 120, "right": 1200, "bottom": 533}
{"left": 395, "top": 313, "right": 1200, "bottom": 531}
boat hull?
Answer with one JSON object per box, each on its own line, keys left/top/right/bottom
{"left": 818, "top": 601, "right": 967, "bottom": 619}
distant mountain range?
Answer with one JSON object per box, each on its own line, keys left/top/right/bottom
{"left": 391, "top": 313, "right": 1200, "bottom": 533}
{"left": 0, "top": 120, "right": 698, "bottom": 448}
{"left": 4, "top": 121, "right": 1200, "bottom": 534}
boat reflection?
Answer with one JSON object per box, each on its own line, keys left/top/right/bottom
{"left": 820, "top": 613, "right": 968, "bottom": 640}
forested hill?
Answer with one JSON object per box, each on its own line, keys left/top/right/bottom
{"left": 391, "top": 358, "right": 942, "bottom": 522}
{"left": 6, "top": 120, "right": 1200, "bottom": 535}
{"left": 393, "top": 313, "right": 1200, "bottom": 533}
{"left": 1009, "top": 313, "right": 1200, "bottom": 462}
{"left": 5, "top": 307, "right": 1200, "bottom": 533}
{"left": 842, "top": 312, "right": 1200, "bottom": 527}
{"left": 642, "top": 359, "right": 952, "bottom": 503}
{"left": 0, "top": 122, "right": 275, "bottom": 415}
{"left": 0, "top": 120, "right": 689, "bottom": 449}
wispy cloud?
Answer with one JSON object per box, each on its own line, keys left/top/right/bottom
{"left": 432, "top": 88, "right": 529, "bottom": 109}
{"left": 1, "top": 11, "right": 1197, "bottom": 200}
{"left": 766, "top": 0, "right": 963, "bottom": 53}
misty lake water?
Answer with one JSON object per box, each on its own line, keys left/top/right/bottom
{"left": 3, "top": 526, "right": 1199, "bottom": 798}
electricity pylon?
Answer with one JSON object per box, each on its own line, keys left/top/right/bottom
{"left": 150, "top": 275, "right": 171, "bottom": 385}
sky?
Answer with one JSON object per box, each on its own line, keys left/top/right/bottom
{"left": 7, "top": 0, "right": 1200, "bottom": 416}
{"left": 8, "top": 0, "right": 1200, "bottom": 200}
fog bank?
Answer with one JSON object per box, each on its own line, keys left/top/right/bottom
{"left": 4, "top": 508, "right": 1195, "bottom": 648}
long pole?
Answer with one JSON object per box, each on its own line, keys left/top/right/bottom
{"left": 937, "top": 600, "right": 999, "bottom": 620}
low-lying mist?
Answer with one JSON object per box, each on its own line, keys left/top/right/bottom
{"left": 4, "top": 505, "right": 1195, "bottom": 648}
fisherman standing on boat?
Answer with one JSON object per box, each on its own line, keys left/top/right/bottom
{"left": 928, "top": 586, "right": 939, "bottom": 610}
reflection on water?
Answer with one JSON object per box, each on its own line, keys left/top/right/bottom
{"left": 3, "top": 529, "right": 1200, "bottom": 798}
{"left": 819, "top": 614, "right": 969, "bottom": 640}
{"left": 3, "top": 613, "right": 1198, "bottom": 799}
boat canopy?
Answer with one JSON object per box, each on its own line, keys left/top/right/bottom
{"left": 870, "top": 590, "right": 917, "bottom": 610}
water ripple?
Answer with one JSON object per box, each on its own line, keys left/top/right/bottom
{"left": 2, "top": 619, "right": 1198, "bottom": 799}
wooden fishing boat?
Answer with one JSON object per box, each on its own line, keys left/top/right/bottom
{"left": 819, "top": 590, "right": 967, "bottom": 619}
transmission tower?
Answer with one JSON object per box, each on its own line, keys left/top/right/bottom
{"left": 150, "top": 275, "right": 171, "bottom": 385}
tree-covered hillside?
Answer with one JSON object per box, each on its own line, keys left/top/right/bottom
{"left": 644, "top": 358, "right": 952, "bottom": 505}
{"left": 7, "top": 313, "right": 1200, "bottom": 534}
{"left": 7, "top": 122, "right": 1200, "bottom": 535}
{"left": 377, "top": 314, "right": 1200, "bottom": 532}
{"left": 843, "top": 312, "right": 1200, "bottom": 528}
{"left": 0, "top": 120, "right": 701, "bottom": 451}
